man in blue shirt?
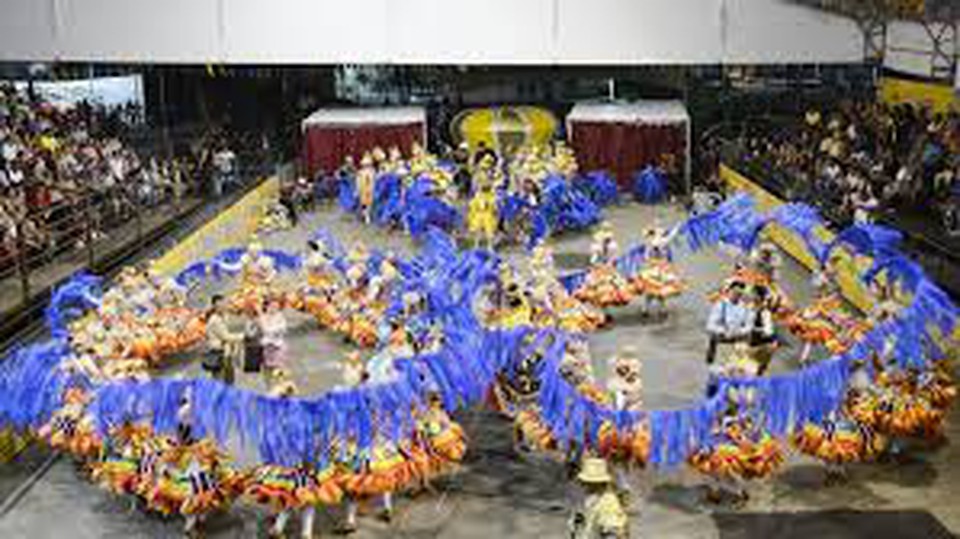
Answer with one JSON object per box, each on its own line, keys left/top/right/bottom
{"left": 705, "top": 281, "right": 753, "bottom": 365}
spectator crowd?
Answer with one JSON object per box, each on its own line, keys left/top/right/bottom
{"left": 0, "top": 83, "right": 235, "bottom": 280}
{"left": 734, "top": 101, "right": 960, "bottom": 234}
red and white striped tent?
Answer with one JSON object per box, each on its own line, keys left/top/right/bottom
{"left": 301, "top": 106, "right": 427, "bottom": 176}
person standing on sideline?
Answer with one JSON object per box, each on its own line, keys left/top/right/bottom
{"left": 204, "top": 295, "right": 242, "bottom": 384}
{"left": 748, "top": 285, "right": 778, "bottom": 375}
{"left": 705, "top": 281, "right": 753, "bottom": 365}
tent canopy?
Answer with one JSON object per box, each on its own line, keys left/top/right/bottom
{"left": 566, "top": 100, "right": 689, "bottom": 125}
{"left": 566, "top": 100, "right": 691, "bottom": 192}
{"left": 300, "top": 106, "right": 427, "bottom": 176}
{"left": 301, "top": 106, "right": 426, "bottom": 129}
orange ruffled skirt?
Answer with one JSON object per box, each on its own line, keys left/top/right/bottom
{"left": 574, "top": 266, "right": 634, "bottom": 308}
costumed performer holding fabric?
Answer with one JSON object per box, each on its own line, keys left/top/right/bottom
{"left": 575, "top": 222, "right": 633, "bottom": 309}
{"left": 631, "top": 222, "right": 684, "bottom": 318}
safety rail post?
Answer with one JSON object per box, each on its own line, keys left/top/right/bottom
{"left": 14, "top": 225, "right": 29, "bottom": 305}
{"left": 83, "top": 188, "right": 95, "bottom": 267}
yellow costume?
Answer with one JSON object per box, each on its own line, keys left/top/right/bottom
{"left": 467, "top": 188, "right": 498, "bottom": 239}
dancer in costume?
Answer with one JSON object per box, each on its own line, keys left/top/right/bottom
{"left": 793, "top": 408, "right": 884, "bottom": 484}
{"left": 341, "top": 422, "right": 419, "bottom": 532}
{"left": 303, "top": 239, "right": 339, "bottom": 293}
{"left": 704, "top": 281, "right": 753, "bottom": 366}
{"left": 415, "top": 392, "right": 468, "bottom": 486}
{"left": 300, "top": 241, "right": 343, "bottom": 330}
{"left": 501, "top": 339, "right": 549, "bottom": 453}
{"left": 240, "top": 241, "right": 277, "bottom": 286}
{"left": 146, "top": 394, "right": 244, "bottom": 537}
{"left": 631, "top": 223, "right": 684, "bottom": 318}
{"left": 608, "top": 346, "right": 643, "bottom": 412}
{"left": 36, "top": 387, "right": 101, "bottom": 460}
{"left": 568, "top": 457, "right": 629, "bottom": 539}
{"left": 246, "top": 380, "right": 343, "bottom": 539}
{"left": 367, "top": 321, "right": 413, "bottom": 384}
{"left": 356, "top": 154, "right": 376, "bottom": 224}
{"left": 784, "top": 266, "right": 868, "bottom": 364}
{"left": 467, "top": 174, "right": 499, "bottom": 250}
{"left": 560, "top": 338, "right": 596, "bottom": 388}
{"left": 576, "top": 222, "right": 633, "bottom": 309}
{"left": 604, "top": 345, "right": 647, "bottom": 502}
{"left": 336, "top": 263, "right": 380, "bottom": 348}
{"left": 230, "top": 241, "right": 278, "bottom": 316}
{"left": 481, "top": 264, "right": 533, "bottom": 330}
{"left": 710, "top": 245, "right": 792, "bottom": 317}
{"left": 89, "top": 422, "right": 158, "bottom": 499}
{"left": 528, "top": 244, "right": 606, "bottom": 332}
{"left": 690, "top": 388, "right": 783, "bottom": 506}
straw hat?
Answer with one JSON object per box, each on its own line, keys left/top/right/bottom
{"left": 577, "top": 457, "right": 613, "bottom": 484}
{"left": 360, "top": 153, "right": 374, "bottom": 167}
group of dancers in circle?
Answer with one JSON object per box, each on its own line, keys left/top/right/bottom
{"left": 38, "top": 236, "right": 470, "bottom": 538}
{"left": 479, "top": 214, "right": 955, "bottom": 522}
{"left": 22, "top": 140, "right": 960, "bottom": 538}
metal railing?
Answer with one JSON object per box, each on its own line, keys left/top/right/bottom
{"left": 715, "top": 133, "right": 960, "bottom": 298}
{"left": 0, "top": 130, "right": 277, "bottom": 324}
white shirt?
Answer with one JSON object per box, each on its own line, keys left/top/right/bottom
{"left": 706, "top": 299, "right": 753, "bottom": 337}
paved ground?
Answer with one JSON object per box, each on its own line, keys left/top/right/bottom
{"left": 1, "top": 201, "right": 958, "bottom": 538}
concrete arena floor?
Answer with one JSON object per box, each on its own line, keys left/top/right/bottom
{"left": 2, "top": 202, "right": 959, "bottom": 538}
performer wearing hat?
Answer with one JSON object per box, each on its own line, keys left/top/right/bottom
{"left": 569, "top": 457, "right": 629, "bottom": 539}
{"left": 467, "top": 173, "right": 499, "bottom": 250}
{"left": 631, "top": 222, "right": 684, "bottom": 318}
{"left": 245, "top": 378, "right": 343, "bottom": 539}
{"left": 356, "top": 153, "right": 376, "bottom": 224}
{"left": 605, "top": 346, "right": 644, "bottom": 502}
{"left": 608, "top": 346, "right": 643, "bottom": 412}
{"left": 240, "top": 241, "right": 277, "bottom": 287}
{"left": 576, "top": 223, "right": 634, "bottom": 309}
{"left": 303, "top": 239, "right": 338, "bottom": 293}
{"left": 690, "top": 387, "right": 783, "bottom": 506}
{"left": 528, "top": 245, "right": 606, "bottom": 332}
